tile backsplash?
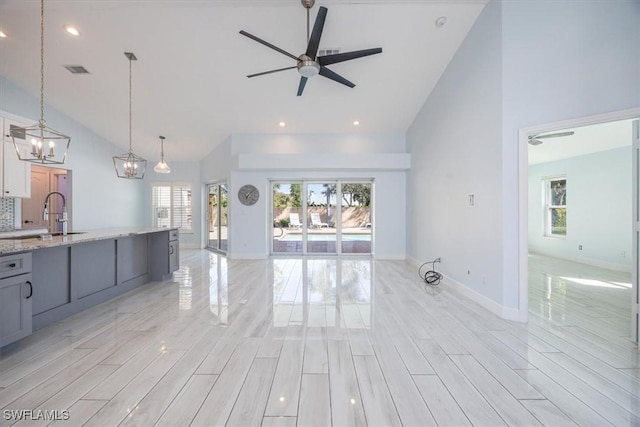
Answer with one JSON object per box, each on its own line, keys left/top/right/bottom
{"left": 0, "top": 198, "right": 15, "bottom": 231}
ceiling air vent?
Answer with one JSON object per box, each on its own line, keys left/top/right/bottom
{"left": 64, "top": 65, "right": 90, "bottom": 74}
{"left": 318, "top": 48, "right": 340, "bottom": 56}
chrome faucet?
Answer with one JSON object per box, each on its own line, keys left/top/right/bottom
{"left": 43, "top": 191, "right": 68, "bottom": 236}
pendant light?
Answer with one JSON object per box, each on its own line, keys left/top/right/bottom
{"left": 11, "top": 0, "right": 71, "bottom": 164}
{"left": 153, "top": 136, "right": 171, "bottom": 174}
{"left": 113, "top": 52, "right": 147, "bottom": 179}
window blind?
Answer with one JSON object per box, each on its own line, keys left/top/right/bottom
{"left": 152, "top": 183, "right": 192, "bottom": 232}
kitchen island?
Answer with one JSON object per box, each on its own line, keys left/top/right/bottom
{"left": 0, "top": 227, "right": 179, "bottom": 347}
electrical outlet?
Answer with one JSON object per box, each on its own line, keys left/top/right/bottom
{"left": 468, "top": 194, "right": 475, "bottom": 207}
{"left": 0, "top": 211, "right": 10, "bottom": 220}
{"left": 621, "top": 250, "right": 626, "bottom": 258}
{"left": 578, "top": 244, "right": 582, "bottom": 250}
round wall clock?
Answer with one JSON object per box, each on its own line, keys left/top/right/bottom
{"left": 238, "top": 184, "right": 259, "bottom": 206}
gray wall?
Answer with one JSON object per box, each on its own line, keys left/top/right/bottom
{"left": 407, "top": 0, "right": 640, "bottom": 313}
{"left": 407, "top": 0, "right": 504, "bottom": 301}
{"left": 500, "top": 0, "right": 640, "bottom": 308}
{"left": 528, "top": 147, "right": 632, "bottom": 271}
{"left": 201, "top": 136, "right": 232, "bottom": 184}
{"left": 0, "top": 76, "right": 148, "bottom": 230}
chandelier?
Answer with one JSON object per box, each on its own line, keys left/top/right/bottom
{"left": 11, "top": 0, "right": 71, "bottom": 164}
{"left": 112, "top": 52, "right": 147, "bottom": 179}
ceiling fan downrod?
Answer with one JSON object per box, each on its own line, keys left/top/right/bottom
{"left": 302, "top": 0, "right": 315, "bottom": 43}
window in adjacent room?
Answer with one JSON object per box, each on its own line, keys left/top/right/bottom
{"left": 152, "top": 183, "right": 193, "bottom": 232}
{"left": 544, "top": 177, "right": 566, "bottom": 237}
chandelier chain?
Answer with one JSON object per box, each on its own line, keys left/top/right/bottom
{"left": 39, "top": 0, "right": 45, "bottom": 127}
{"left": 129, "top": 56, "right": 132, "bottom": 153}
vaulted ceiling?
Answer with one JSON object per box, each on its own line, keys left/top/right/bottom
{"left": 0, "top": 0, "right": 487, "bottom": 161}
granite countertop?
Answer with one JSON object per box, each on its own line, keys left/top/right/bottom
{"left": 0, "top": 227, "right": 178, "bottom": 255}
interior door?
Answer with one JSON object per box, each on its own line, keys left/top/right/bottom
{"left": 632, "top": 119, "right": 639, "bottom": 342}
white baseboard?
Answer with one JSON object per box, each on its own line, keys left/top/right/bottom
{"left": 406, "top": 256, "right": 421, "bottom": 270}
{"left": 438, "top": 273, "right": 523, "bottom": 322}
{"left": 229, "top": 252, "right": 268, "bottom": 260}
{"left": 180, "top": 243, "right": 200, "bottom": 249}
{"left": 529, "top": 251, "right": 631, "bottom": 273}
{"left": 374, "top": 254, "right": 406, "bottom": 260}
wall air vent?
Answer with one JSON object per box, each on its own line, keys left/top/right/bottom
{"left": 64, "top": 65, "right": 90, "bottom": 74}
{"left": 318, "top": 48, "right": 340, "bottom": 56}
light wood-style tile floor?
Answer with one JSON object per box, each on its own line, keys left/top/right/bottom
{"left": 0, "top": 250, "right": 638, "bottom": 426}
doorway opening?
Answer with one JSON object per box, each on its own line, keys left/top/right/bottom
{"left": 21, "top": 165, "right": 71, "bottom": 232}
{"left": 519, "top": 108, "right": 640, "bottom": 341}
{"left": 271, "top": 180, "right": 373, "bottom": 255}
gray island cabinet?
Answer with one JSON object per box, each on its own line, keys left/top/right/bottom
{"left": 0, "top": 253, "right": 32, "bottom": 347}
{"left": 0, "top": 228, "right": 179, "bottom": 348}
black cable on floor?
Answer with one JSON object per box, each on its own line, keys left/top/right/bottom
{"left": 418, "top": 258, "right": 442, "bottom": 286}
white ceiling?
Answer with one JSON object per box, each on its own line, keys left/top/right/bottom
{"left": 0, "top": 0, "right": 487, "bottom": 162}
{"left": 528, "top": 119, "right": 636, "bottom": 165}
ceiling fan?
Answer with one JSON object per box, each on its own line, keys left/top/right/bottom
{"left": 528, "top": 131, "right": 575, "bottom": 146}
{"left": 239, "top": 0, "right": 382, "bottom": 96}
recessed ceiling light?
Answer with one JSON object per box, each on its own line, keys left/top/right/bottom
{"left": 353, "top": 120, "right": 360, "bottom": 126}
{"left": 0, "top": 31, "right": 7, "bottom": 38}
{"left": 64, "top": 25, "right": 80, "bottom": 36}
{"left": 279, "top": 121, "right": 286, "bottom": 127}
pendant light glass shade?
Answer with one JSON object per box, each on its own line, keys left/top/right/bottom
{"left": 11, "top": 0, "right": 71, "bottom": 165}
{"left": 113, "top": 52, "right": 146, "bottom": 179}
{"left": 153, "top": 135, "right": 171, "bottom": 174}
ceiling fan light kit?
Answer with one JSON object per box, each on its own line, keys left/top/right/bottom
{"left": 239, "top": 0, "right": 382, "bottom": 96}
{"left": 298, "top": 56, "right": 320, "bottom": 78}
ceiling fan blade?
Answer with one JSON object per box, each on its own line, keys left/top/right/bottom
{"left": 239, "top": 30, "right": 299, "bottom": 61}
{"left": 318, "top": 48, "right": 382, "bottom": 66}
{"left": 297, "top": 76, "right": 308, "bottom": 96}
{"left": 319, "top": 67, "right": 355, "bottom": 88}
{"left": 247, "top": 66, "right": 297, "bottom": 78}
{"left": 305, "top": 6, "right": 328, "bottom": 60}
{"left": 532, "top": 131, "right": 575, "bottom": 139}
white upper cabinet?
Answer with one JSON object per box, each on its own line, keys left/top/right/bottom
{"left": 1, "top": 117, "right": 32, "bottom": 198}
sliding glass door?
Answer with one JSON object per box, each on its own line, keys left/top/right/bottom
{"left": 272, "top": 182, "right": 303, "bottom": 254}
{"left": 207, "top": 183, "right": 228, "bottom": 252}
{"left": 307, "top": 182, "right": 337, "bottom": 253}
{"left": 271, "top": 180, "right": 373, "bottom": 255}
{"left": 341, "top": 182, "right": 372, "bottom": 253}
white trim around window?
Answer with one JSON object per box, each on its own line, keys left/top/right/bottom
{"left": 543, "top": 175, "right": 567, "bottom": 238}
{"left": 151, "top": 182, "right": 194, "bottom": 234}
